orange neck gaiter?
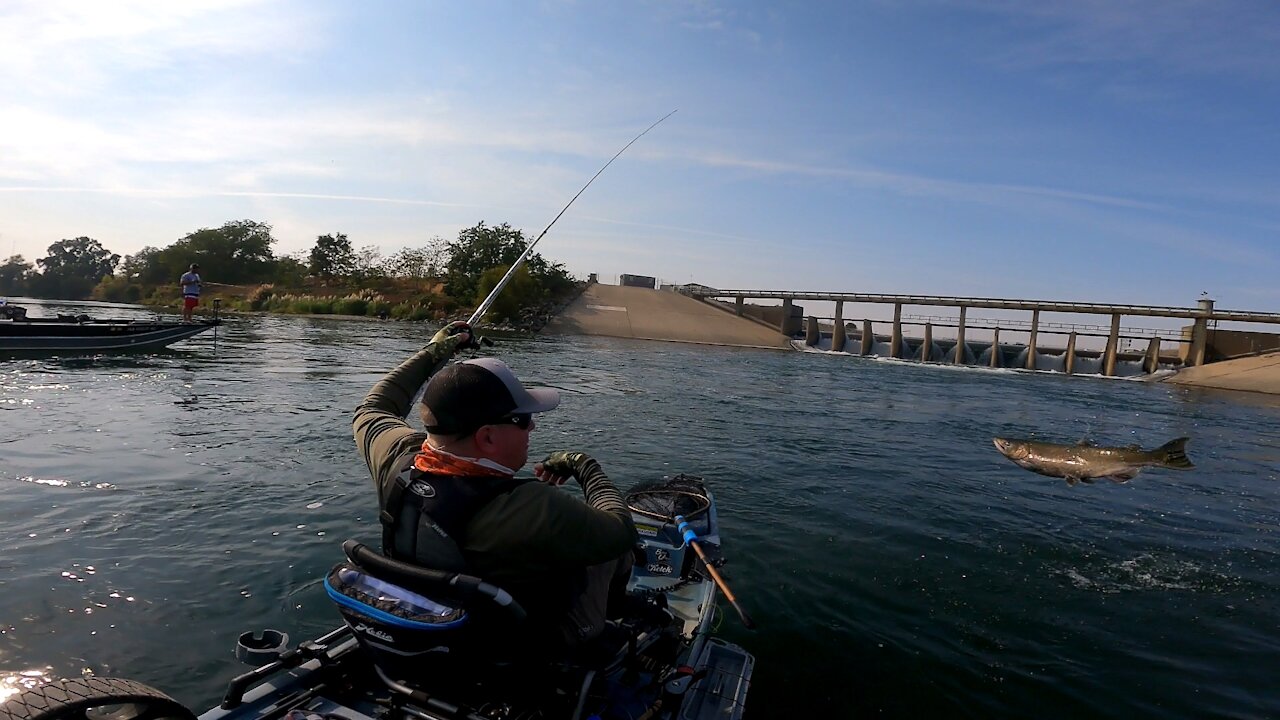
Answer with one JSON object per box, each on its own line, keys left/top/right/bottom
{"left": 414, "top": 440, "right": 516, "bottom": 478}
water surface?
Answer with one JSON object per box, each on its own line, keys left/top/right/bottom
{"left": 2, "top": 307, "right": 1277, "bottom": 718}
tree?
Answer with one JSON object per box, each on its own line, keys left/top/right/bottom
{"left": 108, "top": 220, "right": 279, "bottom": 293}
{"left": 31, "top": 237, "right": 120, "bottom": 299}
{"left": 443, "top": 220, "right": 582, "bottom": 318}
{"left": 530, "top": 258, "right": 577, "bottom": 298}
{"left": 474, "top": 264, "right": 539, "bottom": 323}
{"left": 308, "top": 233, "right": 357, "bottom": 277}
{"left": 92, "top": 275, "right": 143, "bottom": 303}
{"left": 119, "top": 246, "right": 166, "bottom": 284}
{"left": 352, "top": 245, "right": 385, "bottom": 280}
{"left": 382, "top": 236, "right": 448, "bottom": 282}
{"left": 169, "top": 219, "right": 277, "bottom": 284}
{"left": 444, "top": 222, "right": 533, "bottom": 300}
{"left": 273, "top": 252, "right": 309, "bottom": 286}
{"left": 0, "top": 255, "right": 33, "bottom": 296}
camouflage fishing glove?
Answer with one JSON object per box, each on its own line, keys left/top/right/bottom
{"left": 540, "top": 451, "right": 625, "bottom": 513}
{"left": 429, "top": 321, "right": 479, "bottom": 353}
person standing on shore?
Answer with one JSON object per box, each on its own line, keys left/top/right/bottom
{"left": 179, "top": 263, "right": 202, "bottom": 322}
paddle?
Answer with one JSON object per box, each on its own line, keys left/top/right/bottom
{"left": 675, "top": 514, "right": 756, "bottom": 629}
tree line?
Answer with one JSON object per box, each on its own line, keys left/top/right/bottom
{"left": 0, "top": 220, "right": 579, "bottom": 323}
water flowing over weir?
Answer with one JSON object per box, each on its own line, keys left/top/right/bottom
{"left": 812, "top": 330, "right": 1167, "bottom": 377}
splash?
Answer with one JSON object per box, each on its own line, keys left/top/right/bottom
{"left": 1058, "top": 553, "right": 1242, "bottom": 594}
{"left": 13, "top": 476, "right": 116, "bottom": 490}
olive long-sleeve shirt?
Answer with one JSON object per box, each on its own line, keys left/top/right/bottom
{"left": 352, "top": 340, "right": 637, "bottom": 591}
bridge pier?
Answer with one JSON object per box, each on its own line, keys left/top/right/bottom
{"left": 954, "top": 307, "right": 967, "bottom": 364}
{"left": 781, "top": 299, "right": 792, "bottom": 334}
{"left": 735, "top": 296, "right": 744, "bottom": 316}
{"left": 832, "top": 301, "right": 846, "bottom": 352}
{"left": 1188, "top": 297, "right": 1215, "bottom": 366}
{"left": 1065, "top": 332, "right": 1078, "bottom": 374}
{"left": 861, "top": 320, "right": 874, "bottom": 355}
{"left": 1027, "top": 310, "right": 1039, "bottom": 370}
{"left": 891, "top": 303, "right": 902, "bottom": 358}
{"left": 1189, "top": 318, "right": 1208, "bottom": 366}
{"left": 990, "top": 328, "right": 1001, "bottom": 368}
{"left": 805, "top": 316, "right": 819, "bottom": 346}
{"left": 923, "top": 323, "right": 933, "bottom": 361}
{"left": 1103, "top": 313, "right": 1121, "bottom": 376}
{"left": 1144, "top": 337, "right": 1162, "bottom": 374}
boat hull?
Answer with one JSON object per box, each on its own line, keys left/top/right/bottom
{"left": 0, "top": 320, "right": 220, "bottom": 353}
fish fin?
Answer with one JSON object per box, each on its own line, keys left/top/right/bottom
{"left": 1075, "top": 439, "right": 1096, "bottom": 447}
{"left": 1155, "top": 437, "right": 1195, "bottom": 470}
{"left": 1078, "top": 476, "right": 1096, "bottom": 485}
{"left": 1065, "top": 476, "right": 1078, "bottom": 486}
{"left": 1108, "top": 471, "right": 1138, "bottom": 483}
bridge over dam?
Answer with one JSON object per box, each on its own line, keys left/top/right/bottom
{"left": 543, "top": 283, "right": 1280, "bottom": 394}
{"left": 685, "top": 288, "right": 1280, "bottom": 393}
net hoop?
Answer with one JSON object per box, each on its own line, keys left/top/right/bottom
{"left": 625, "top": 488, "right": 710, "bottom": 523}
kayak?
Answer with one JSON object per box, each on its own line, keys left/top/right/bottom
{"left": 1, "top": 474, "right": 754, "bottom": 720}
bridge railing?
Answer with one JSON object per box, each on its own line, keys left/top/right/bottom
{"left": 807, "top": 315, "right": 1190, "bottom": 343}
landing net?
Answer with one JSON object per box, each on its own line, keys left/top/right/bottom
{"left": 625, "top": 474, "right": 711, "bottom": 522}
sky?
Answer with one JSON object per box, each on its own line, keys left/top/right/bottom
{"left": 2, "top": 0, "right": 1278, "bottom": 313}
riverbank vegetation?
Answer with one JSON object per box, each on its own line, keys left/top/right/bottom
{"left": 0, "top": 220, "right": 582, "bottom": 328}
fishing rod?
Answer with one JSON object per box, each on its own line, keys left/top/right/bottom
{"left": 467, "top": 110, "right": 678, "bottom": 327}
{"left": 675, "top": 514, "right": 757, "bottom": 629}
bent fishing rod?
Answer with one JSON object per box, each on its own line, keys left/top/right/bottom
{"left": 467, "top": 110, "right": 678, "bottom": 327}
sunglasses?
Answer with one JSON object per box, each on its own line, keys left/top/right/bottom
{"left": 491, "top": 413, "right": 533, "bottom": 430}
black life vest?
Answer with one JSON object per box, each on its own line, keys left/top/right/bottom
{"left": 378, "top": 455, "right": 532, "bottom": 572}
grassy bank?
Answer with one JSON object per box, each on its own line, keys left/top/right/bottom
{"left": 144, "top": 278, "right": 455, "bottom": 322}
{"left": 146, "top": 277, "right": 586, "bottom": 331}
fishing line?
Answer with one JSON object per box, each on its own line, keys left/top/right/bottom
{"left": 468, "top": 110, "right": 678, "bottom": 326}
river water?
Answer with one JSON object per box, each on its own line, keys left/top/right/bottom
{"left": 2, "top": 304, "right": 1278, "bottom": 718}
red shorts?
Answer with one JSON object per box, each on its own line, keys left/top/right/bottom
{"left": 183, "top": 296, "right": 200, "bottom": 310}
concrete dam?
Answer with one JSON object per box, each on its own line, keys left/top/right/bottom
{"left": 544, "top": 283, "right": 1280, "bottom": 394}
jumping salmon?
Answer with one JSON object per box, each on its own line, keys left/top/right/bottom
{"left": 992, "top": 437, "right": 1194, "bottom": 485}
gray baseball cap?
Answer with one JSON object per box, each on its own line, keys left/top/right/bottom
{"left": 421, "top": 358, "right": 560, "bottom": 434}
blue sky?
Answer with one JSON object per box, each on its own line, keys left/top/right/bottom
{"left": 2, "top": 0, "right": 1278, "bottom": 311}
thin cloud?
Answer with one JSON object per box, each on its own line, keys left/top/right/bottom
{"left": 0, "top": 0, "right": 317, "bottom": 69}
{"left": 0, "top": 185, "right": 488, "bottom": 210}
{"left": 682, "top": 150, "right": 1171, "bottom": 213}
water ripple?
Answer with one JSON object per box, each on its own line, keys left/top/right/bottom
{"left": 1, "top": 313, "right": 1277, "bottom": 719}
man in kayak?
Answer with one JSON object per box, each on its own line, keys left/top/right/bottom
{"left": 353, "top": 322, "right": 639, "bottom": 651}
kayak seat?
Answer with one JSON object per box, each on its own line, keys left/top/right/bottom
{"left": 326, "top": 540, "right": 675, "bottom": 717}
{"left": 325, "top": 539, "right": 530, "bottom": 675}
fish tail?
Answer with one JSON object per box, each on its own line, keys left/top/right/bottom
{"left": 1156, "top": 437, "right": 1194, "bottom": 469}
